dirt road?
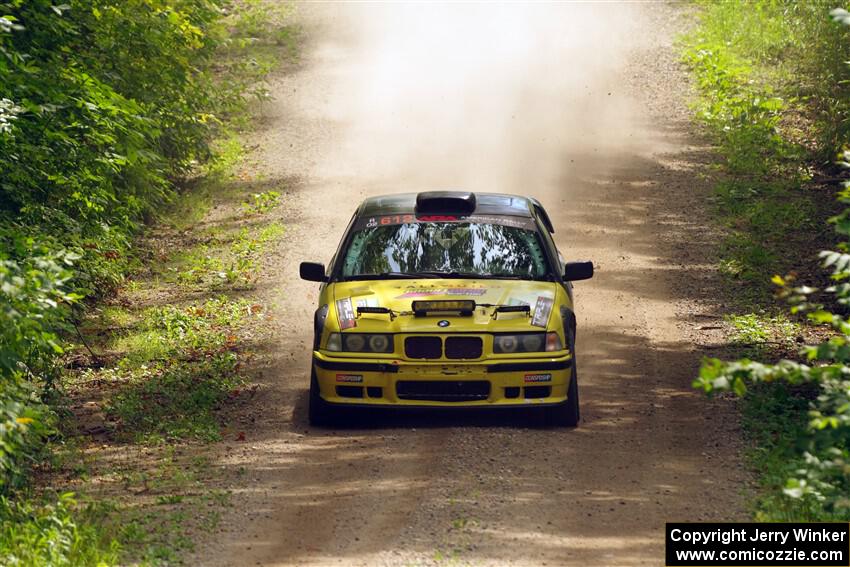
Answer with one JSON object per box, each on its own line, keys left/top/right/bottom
{"left": 195, "top": 3, "right": 747, "bottom": 566}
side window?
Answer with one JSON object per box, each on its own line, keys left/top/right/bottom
{"left": 329, "top": 213, "right": 358, "bottom": 278}
{"left": 533, "top": 212, "right": 564, "bottom": 275}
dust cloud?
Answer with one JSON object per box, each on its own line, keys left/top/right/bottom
{"left": 310, "top": 2, "right": 647, "bottom": 199}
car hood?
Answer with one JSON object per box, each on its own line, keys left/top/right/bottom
{"left": 330, "top": 278, "right": 560, "bottom": 333}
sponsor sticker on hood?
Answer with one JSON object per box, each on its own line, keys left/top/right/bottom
{"left": 336, "top": 297, "right": 356, "bottom": 329}
{"left": 355, "top": 297, "right": 379, "bottom": 308}
{"left": 396, "top": 286, "right": 487, "bottom": 299}
{"left": 531, "top": 296, "right": 554, "bottom": 328}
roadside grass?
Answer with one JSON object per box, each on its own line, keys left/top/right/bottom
{"left": 1, "top": 3, "right": 298, "bottom": 565}
{"left": 39, "top": 445, "right": 235, "bottom": 565}
{"left": 166, "top": 219, "right": 285, "bottom": 288}
{"left": 104, "top": 454, "right": 232, "bottom": 565}
{"left": 100, "top": 297, "right": 257, "bottom": 442}
{"left": 50, "top": 146, "right": 288, "bottom": 559}
{"left": 45, "top": 148, "right": 286, "bottom": 561}
{"left": 681, "top": 1, "right": 834, "bottom": 307}
{"left": 166, "top": 134, "right": 246, "bottom": 233}
{"left": 725, "top": 312, "right": 801, "bottom": 353}
{"left": 681, "top": 1, "right": 845, "bottom": 522}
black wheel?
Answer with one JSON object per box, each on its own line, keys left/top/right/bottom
{"left": 544, "top": 362, "right": 579, "bottom": 427}
{"left": 308, "top": 368, "right": 334, "bottom": 427}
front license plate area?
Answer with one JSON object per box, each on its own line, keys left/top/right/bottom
{"left": 404, "top": 364, "right": 482, "bottom": 377}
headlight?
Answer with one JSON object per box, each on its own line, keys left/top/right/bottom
{"left": 328, "top": 333, "right": 394, "bottom": 353}
{"left": 345, "top": 334, "right": 366, "bottom": 351}
{"left": 494, "top": 332, "right": 563, "bottom": 353}
{"left": 521, "top": 334, "right": 543, "bottom": 351}
{"left": 495, "top": 335, "right": 519, "bottom": 353}
{"left": 369, "top": 334, "right": 390, "bottom": 352}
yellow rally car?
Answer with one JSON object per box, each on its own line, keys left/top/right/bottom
{"left": 299, "top": 191, "right": 593, "bottom": 426}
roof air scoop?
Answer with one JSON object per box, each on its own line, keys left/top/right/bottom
{"left": 415, "top": 191, "right": 477, "bottom": 215}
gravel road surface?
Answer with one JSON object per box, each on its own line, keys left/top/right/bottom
{"left": 194, "top": 4, "right": 747, "bottom": 566}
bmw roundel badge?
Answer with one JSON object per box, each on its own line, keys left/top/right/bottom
{"left": 438, "top": 320, "right": 450, "bottom": 328}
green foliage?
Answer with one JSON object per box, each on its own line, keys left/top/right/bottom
{"left": 0, "top": 0, "right": 263, "bottom": 296}
{"left": 740, "top": 382, "right": 821, "bottom": 521}
{"left": 0, "top": 248, "right": 78, "bottom": 492}
{"left": 0, "top": 247, "right": 79, "bottom": 381}
{"left": 0, "top": 492, "right": 120, "bottom": 566}
{"left": 0, "top": 1, "right": 291, "bottom": 561}
{"left": 695, "top": 166, "right": 850, "bottom": 516}
{"left": 0, "top": 380, "right": 53, "bottom": 493}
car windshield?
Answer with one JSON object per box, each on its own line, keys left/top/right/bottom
{"left": 339, "top": 221, "right": 550, "bottom": 280}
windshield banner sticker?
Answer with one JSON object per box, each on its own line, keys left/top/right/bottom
{"left": 531, "top": 296, "right": 554, "bottom": 328}
{"left": 396, "top": 287, "right": 487, "bottom": 299}
{"left": 336, "top": 298, "right": 357, "bottom": 329}
{"left": 355, "top": 214, "right": 535, "bottom": 231}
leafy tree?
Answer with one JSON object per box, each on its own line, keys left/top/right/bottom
{"left": 0, "top": 0, "right": 270, "bottom": 490}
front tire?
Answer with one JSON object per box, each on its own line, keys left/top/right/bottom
{"left": 308, "top": 368, "right": 334, "bottom": 427}
{"left": 544, "top": 362, "right": 579, "bottom": 427}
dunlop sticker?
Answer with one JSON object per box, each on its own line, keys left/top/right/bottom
{"left": 336, "top": 374, "right": 363, "bottom": 383}
{"left": 524, "top": 373, "right": 552, "bottom": 383}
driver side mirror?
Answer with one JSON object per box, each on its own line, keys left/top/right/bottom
{"left": 564, "top": 261, "right": 593, "bottom": 282}
{"left": 300, "top": 262, "right": 328, "bottom": 282}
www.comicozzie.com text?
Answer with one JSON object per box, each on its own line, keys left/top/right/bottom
{"left": 670, "top": 527, "right": 848, "bottom": 546}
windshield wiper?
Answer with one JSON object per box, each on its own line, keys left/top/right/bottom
{"left": 344, "top": 272, "right": 441, "bottom": 281}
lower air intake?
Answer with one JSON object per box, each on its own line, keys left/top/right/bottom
{"left": 396, "top": 380, "right": 490, "bottom": 402}
{"left": 524, "top": 386, "right": 551, "bottom": 399}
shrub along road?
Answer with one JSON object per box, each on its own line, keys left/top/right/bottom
{"left": 194, "top": 4, "right": 748, "bottom": 566}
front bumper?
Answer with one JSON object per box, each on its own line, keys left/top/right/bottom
{"left": 312, "top": 351, "right": 572, "bottom": 408}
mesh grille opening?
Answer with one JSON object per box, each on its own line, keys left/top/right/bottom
{"left": 404, "top": 336, "right": 442, "bottom": 359}
{"left": 444, "top": 336, "right": 483, "bottom": 359}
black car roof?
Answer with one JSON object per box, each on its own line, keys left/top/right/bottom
{"left": 357, "top": 192, "right": 535, "bottom": 217}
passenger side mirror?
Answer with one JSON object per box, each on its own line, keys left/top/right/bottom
{"left": 564, "top": 261, "right": 593, "bottom": 281}
{"left": 300, "top": 262, "right": 328, "bottom": 282}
